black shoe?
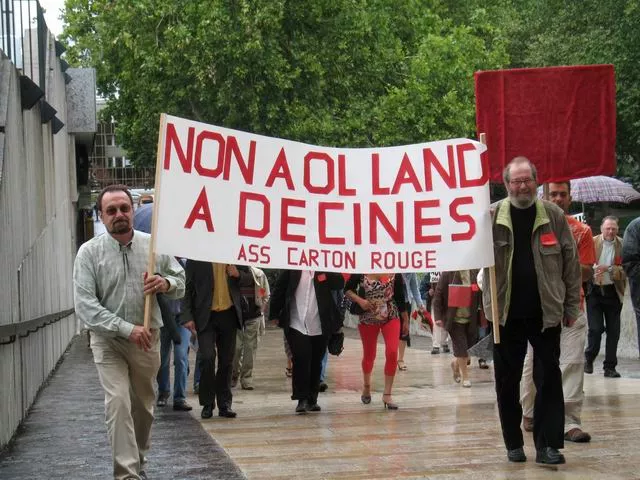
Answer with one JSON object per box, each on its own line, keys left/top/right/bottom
{"left": 604, "top": 368, "right": 621, "bottom": 378}
{"left": 507, "top": 447, "right": 527, "bottom": 463}
{"left": 156, "top": 393, "right": 169, "bottom": 407}
{"left": 295, "top": 399, "right": 308, "bottom": 414}
{"left": 318, "top": 382, "right": 328, "bottom": 392}
{"left": 584, "top": 360, "right": 593, "bottom": 374}
{"left": 442, "top": 344, "right": 450, "bottom": 353}
{"left": 241, "top": 384, "right": 254, "bottom": 390}
{"left": 201, "top": 404, "right": 214, "bottom": 419}
{"left": 535, "top": 447, "right": 565, "bottom": 465}
{"left": 231, "top": 377, "right": 238, "bottom": 388}
{"left": 431, "top": 347, "right": 440, "bottom": 355}
{"left": 218, "top": 408, "right": 237, "bottom": 418}
{"left": 306, "top": 403, "right": 321, "bottom": 412}
{"left": 173, "top": 401, "right": 193, "bottom": 411}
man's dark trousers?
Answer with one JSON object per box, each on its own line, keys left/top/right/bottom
{"left": 198, "top": 308, "right": 238, "bottom": 410}
{"left": 493, "top": 315, "right": 564, "bottom": 451}
{"left": 585, "top": 285, "right": 622, "bottom": 369}
{"left": 286, "top": 328, "right": 328, "bottom": 404}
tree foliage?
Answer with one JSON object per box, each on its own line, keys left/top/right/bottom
{"left": 61, "top": 0, "right": 506, "bottom": 165}
{"left": 62, "top": 1, "right": 640, "bottom": 186}
{"left": 493, "top": 0, "right": 640, "bottom": 183}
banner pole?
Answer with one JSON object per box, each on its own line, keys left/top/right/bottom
{"left": 143, "top": 113, "right": 168, "bottom": 330}
{"left": 479, "top": 133, "right": 500, "bottom": 344}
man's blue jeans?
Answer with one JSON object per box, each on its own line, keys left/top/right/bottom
{"left": 320, "top": 349, "right": 328, "bottom": 382}
{"left": 157, "top": 325, "right": 191, "bottom": 402}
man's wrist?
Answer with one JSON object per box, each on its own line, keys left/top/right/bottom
{"left": 118, "top": 321, "right": 135, "bottom": 339}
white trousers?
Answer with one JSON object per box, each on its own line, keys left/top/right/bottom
{"left": 520, "top": 311, "right": 587, "bottom": 432}
{"left": 433, "top": 323, "right": 450, "bottom": 348}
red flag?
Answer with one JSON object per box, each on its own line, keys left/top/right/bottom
{"left": 475, "top": 65, "right": 616, "bottom": 183}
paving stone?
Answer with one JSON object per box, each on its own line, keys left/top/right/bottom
{"left": 0, "top": 336, "right": 245, "bottom": 480}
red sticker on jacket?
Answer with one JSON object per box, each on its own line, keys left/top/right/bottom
{"left": 540, "top": 232, "right": 558, "bottom": 246}
{"left": 471, "top": 283, "right": 479, "bottom": 292}
{"left": 615, "top": 256, "right": 622, "bottom": 265}
{"left": 317, "top": 273, "right": 327, "bottom": 282}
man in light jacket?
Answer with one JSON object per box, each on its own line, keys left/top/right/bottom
{"left": 586, "top": 216, "right": 627, "bottom": 377}
{"left": 483, "top": 157, "right": 581, "bottom": 466}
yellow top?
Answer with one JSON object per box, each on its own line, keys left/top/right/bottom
{"left": 211, "top": 263, "right": 233, "bottom": 311}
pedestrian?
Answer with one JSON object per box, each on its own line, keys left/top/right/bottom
{"left": 586, "top": 216, "right": 627, "bottom": 377}
{"left": 397, "top": 272, "right": 426, "bottom": 371}
{"left": 133, "top": 204, "right": 194, "bottom": 412}
{"left": 622, "top": 215, "right": 640, "bottom": 358}
{"left": 433, "top": 270, "right": 481, "bottom": 387}
{"left": 181, "top": 262, "right": 254, "bottom": 419}
{"left": 483, "top": 158, "right": 581, "bottom": 466}
{"left": 428, "top": 272, "right": 451, "bottom": 354}
{"left": 232, "top": 266, "right": 270, "bottom": 390}
{"left": 520, "top": 181, "right": 595, "bottom": 443}
{"left": 269, "top": 270, "right": 344, "bottom": 413}
{"left": 345, "top": 273, "right": 409, "bottom": 409}
{"left": 73, "top": 185, "right": 185, "bottom": 480}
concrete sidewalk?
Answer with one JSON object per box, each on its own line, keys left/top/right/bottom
{"left": 0, "top": 335, "right": 245, "bottom": 480}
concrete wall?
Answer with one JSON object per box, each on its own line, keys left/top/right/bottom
{"left": 0, "top": 28, "right": 92, "bottom": 447}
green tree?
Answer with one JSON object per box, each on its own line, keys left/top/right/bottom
{"left": 495, "top": 0, "right": 640, "bottom": 183}
{"left": 62, "top": 0, "right": 510, "bottom": 165}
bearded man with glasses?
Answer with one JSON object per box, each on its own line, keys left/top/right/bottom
{"left": 73, "top": 184, "right": 185, "bottom": 480}
{"left": 482, "top": 157, "right": 581, "bottom": 466}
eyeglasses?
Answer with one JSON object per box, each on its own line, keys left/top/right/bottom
{"left": 104, "top": 204, "right": 132, "bottom": 215}
{"left": 509, "top": 178, "right": 534, "bottom": 186}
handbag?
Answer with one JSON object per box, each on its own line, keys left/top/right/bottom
{"left": 327, "top": 331, "right": 345, "bottom": 356}
{"left": 447, "top": 284, "right": 473, "bottom": 308}
{"left": 348, "top": 284, "right": 366, "bottom": 315}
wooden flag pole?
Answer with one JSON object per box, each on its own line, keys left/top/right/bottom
{"left": 479, "top": 133, "right": 500, "bottom": 344}
{"left": 143, "top": 113, "right": 168, "bottom": 330}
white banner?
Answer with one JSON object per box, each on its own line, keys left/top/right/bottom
{"left": 154, "top": 114, "right": 495, "bottom": 273}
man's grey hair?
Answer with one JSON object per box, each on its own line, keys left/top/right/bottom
{"left": 601, "top": 215, "right": 619, "bottom": 225}
{"left": 503, "top": 156, "right": 538, "bottom": 184}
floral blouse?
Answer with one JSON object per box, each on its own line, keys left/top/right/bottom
{"left": 359, "top": 275, "right": 400, "bottom": 325}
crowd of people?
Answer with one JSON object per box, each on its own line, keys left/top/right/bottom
{"left": 73, "top": 156, "right": 640, "bottom": 479}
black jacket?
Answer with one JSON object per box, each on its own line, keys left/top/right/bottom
{"left": 181, "top": 261, "right": 253, "bottom": 332}
{"left": 269, "top": 270, "right": 344, "bottom": 336}
{"left": 239, "top": 282, "right": 262, "bottom": 322}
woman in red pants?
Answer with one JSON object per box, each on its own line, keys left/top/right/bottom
{"left": 345, "top": 274, "right": 409, "bottom": 409}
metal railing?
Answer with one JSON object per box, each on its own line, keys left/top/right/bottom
{"left": 0, "top": 0, "right": 47, "bottom": 87}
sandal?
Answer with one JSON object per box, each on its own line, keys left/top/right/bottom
{"left": 451, "top": 360, "right": 461, "bottom": 383}
{"left": 361, "top": 384, "right": 371, "bottom": 404}
{"left": 285, "top": 367, "right": 292, "bottom": 378}
{"left": 382, "top": 393, "right": 398, "bottom": 410}
{"left": 397, "top": 360, "right": 408, "bottom": 371}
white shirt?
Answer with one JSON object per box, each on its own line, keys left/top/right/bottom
{"left": 289, "top": 270, "right": 322, "bottom": 336}
{"left": 597, "top": 240, "right": 616, "bottom": 285}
